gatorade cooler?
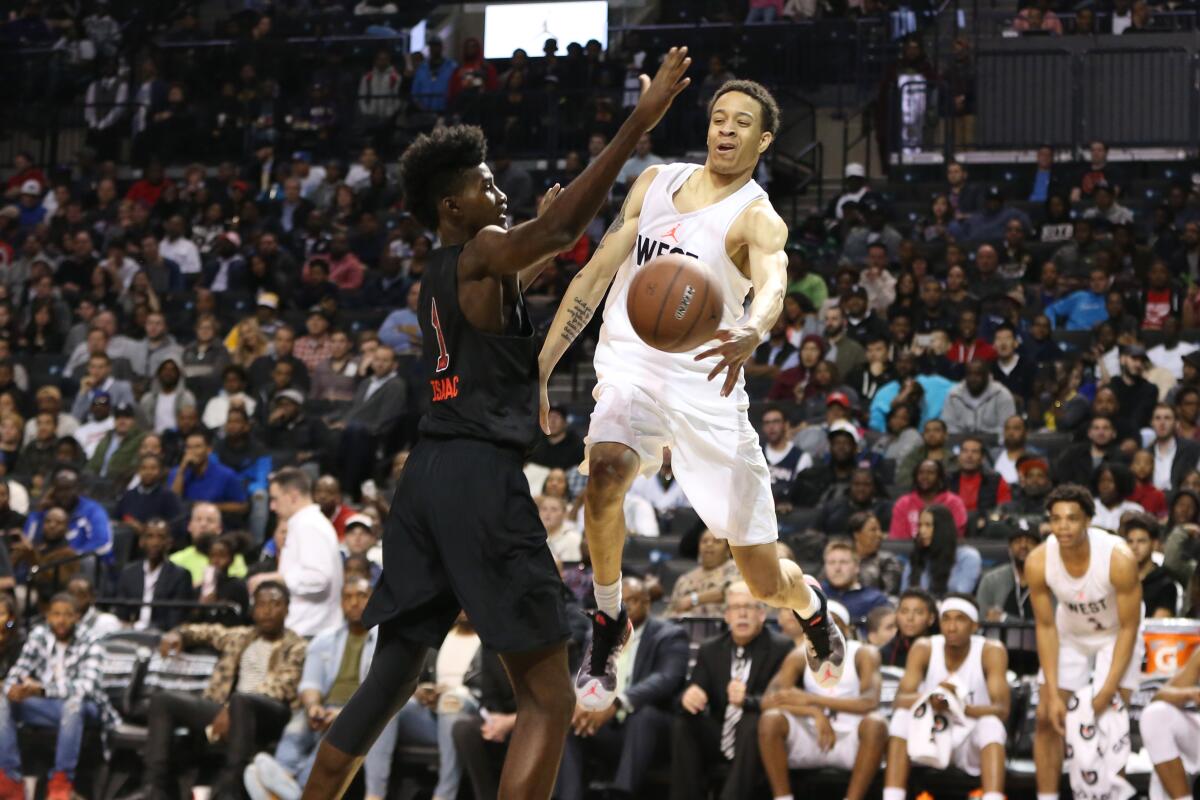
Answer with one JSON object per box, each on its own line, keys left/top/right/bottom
{"left": 1143, "top": 619, "right": 1200, "bottom": 676}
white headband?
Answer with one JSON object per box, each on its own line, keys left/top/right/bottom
{"left": 939, "top": 598, "right": 979, "bottom": 623}
{"left": 827, "top": 600, "right": 851, "bottom": 628}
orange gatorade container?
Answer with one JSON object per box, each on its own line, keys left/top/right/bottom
{"left": 1143, "top": 619, "right": 1200, "bottom": 676}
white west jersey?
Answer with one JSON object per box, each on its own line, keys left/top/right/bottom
{"left": 921, "top": 635, "right": 993, "bottom": 707}
{"left": 594, "top": 162, "right": 769, "bottom": 412}
{"left": 802, "top": 640, "right": 864, "bottom": 732}
{"left": 1045, "top": 527, "right": 1140, "bottom": 650}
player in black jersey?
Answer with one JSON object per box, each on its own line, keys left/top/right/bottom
{"left": 299, "top": 49, "right": 692, "bottom": 800}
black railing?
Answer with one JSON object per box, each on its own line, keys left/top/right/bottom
{"left": 96, "top": 596, "right": 243, "bottom": 619}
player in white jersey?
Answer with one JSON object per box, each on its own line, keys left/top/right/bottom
{"left": 1142, "top": 647, "right": 1200, "bottom": 800}
{"left": 1026, "top": 483, "right": 1143, "bottom": 800}
{"left": 540, "top": 80, "right": 845, "bottom": 709}
{"left": 758, "top": 602, "right": 887, "bottom": 800}
{"left": 883, "top": 594, "right": 1010, "bottom": 800}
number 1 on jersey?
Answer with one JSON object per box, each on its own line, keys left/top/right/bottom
{"left": 431, "top": 298, "right": 450, "bottom": 372}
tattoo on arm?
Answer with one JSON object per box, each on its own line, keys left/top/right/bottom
{"left": 593, "top": 197, "right": 629, "bottom": 255}
{"left": 561, "top": 297, "right": 594, "bottom": 344}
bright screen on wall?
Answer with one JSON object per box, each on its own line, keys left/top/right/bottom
{"left": 483, "top": 2, "right": 608, "bottom": 59}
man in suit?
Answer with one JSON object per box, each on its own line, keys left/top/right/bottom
{"left": 1149, "top": 402, "right": 1200, "bottom": 493}
{"left": 113, "top": 518, "right": 194, "bottom": 630}
{"left": 670, "top": 581, "right": 793, "bottom": 800}
{"left": 85, "top": 403, "right": 146, "bottom": 486}
{"left": 328, "top": 345, "right": 406, "bottom": 500}
{"left": 555, "top": 576, "right": 688, "bottom": 800}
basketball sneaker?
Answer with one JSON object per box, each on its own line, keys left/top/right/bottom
{"left": 796, "top": 576, "right": 845, "bottom": 689}
{"left": 575, "top": 608, "right": 632, "bottom": 710}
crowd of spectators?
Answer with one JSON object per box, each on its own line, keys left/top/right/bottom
{"left": 0, "top": 0, "right": 1195, "bottom": 796}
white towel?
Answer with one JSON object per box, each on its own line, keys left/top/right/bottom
{"left": 906, "top": 686, "right": 971, "bottom": 770}
{"left": 1063, "top": 683, "right": 1135, "bottom": 800}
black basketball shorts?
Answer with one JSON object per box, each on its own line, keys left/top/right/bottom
{"left": 362, "top": 436, "right": 571, "bottom": 653}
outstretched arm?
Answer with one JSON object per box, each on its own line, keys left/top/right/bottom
{"left": 536, "top": 167, "right": 659, "bottom": 431}
{"left": 694, "top": 201, "right": 789, "bottom": 396}
{"left": 459, "top": 48, "right": 691, "bottom": 282}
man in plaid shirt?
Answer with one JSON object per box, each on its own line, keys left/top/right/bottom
{"left": 0, "top": 591, "right": 118, "bottom": 800}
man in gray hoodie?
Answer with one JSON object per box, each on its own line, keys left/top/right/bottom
{"left": 942, "top": 360, "right": 1016, "bottom": 437}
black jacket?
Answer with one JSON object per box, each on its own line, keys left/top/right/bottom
{"left": 1160, "top": 436, "right": 1200, "bottom": 493}
{"left": 1107, "top": 375, "right": 1158, "bottom": 431}
{"left": 466, "top": 647, "right": 517, "bottom": 713}
{"left": 683, "top": 628, "right": 792, "bottom": 719}
{"left": 991, "top": 355, "right": 1038, "bottom": 406}
{"left": 623, "top": 617, "right": 689, "bottom": 713}
{"left": 113, "top": 559, "right": 196, "bottom": 630}
{"left": 1143, "top": 565, "right": 1178, "bottom": 617}
{"left": 1053, "top": 442, "right": 1118, "bottom": 486}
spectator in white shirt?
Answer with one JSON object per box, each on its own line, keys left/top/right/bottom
{"left": 537, "top": 495, "right": 581, "bottom": 563}
{"left": 1148, "top": 317, "right": 1198, "bottom": 381}
{"left": 159, "top": 214, "right": 202, "bottom": 277}
{"left": 202, "top": 365, "right": 258, "bottom": 432}
{"left": 249, "top": 469, "right": 342, "bottom": 637}
{"left": 628, "top": 447, "right": 692, "bottom": 523}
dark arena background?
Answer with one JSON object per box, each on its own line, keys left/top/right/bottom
{"left": 0, "top": 0, "right": 1197, "bottom": 797}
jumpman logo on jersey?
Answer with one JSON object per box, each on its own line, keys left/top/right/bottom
{"left": 661, "top": 223, "right": 682, "bottom": 243}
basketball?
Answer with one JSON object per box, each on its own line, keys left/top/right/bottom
{"left": 626, "top": 254, "right": 723, "bottom": 353}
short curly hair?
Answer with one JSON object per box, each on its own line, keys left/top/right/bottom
{"left": 1045, "top": 483, "right": 1096, "bottom": 519}
{"left": 706, "top": 79, "right": 781, "bottom": 137}
{"left": 399, "top": 124, "right": 488, "bottom": 230}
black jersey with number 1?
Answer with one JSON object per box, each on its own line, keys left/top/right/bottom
{"left": 417, "top": 244, "right": 540, "bottom": 450}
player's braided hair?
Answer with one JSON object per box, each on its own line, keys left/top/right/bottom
{"left": 399, "top": 124, "right": 488, "bottom": 230}
{"left": 706, "top": 79, "right": 781, "bottom": 136}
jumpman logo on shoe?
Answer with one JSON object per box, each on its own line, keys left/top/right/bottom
{"left": 661, "top": 223, "right": 682, "bottom": 243}
{"left": 583, "top": 684, "right": 601, "bottom": 700}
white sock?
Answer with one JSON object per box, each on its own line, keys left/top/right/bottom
{"left": 982, "top": 793, "right": 1004, "bottom": 800}
{"left": 594, "top": 576, "right": 622, "bottom": 618}
{"left": 882, "top": 788, "right": 906, "bottom": 800}
{"left": 796, "top": 582, "right": 821, "bottom": 619}
{"left": 1037, "top": 794, "right": 1059, "bottom": 800}
{"left": 774, "top": 795, "right": 794, "bottom": 800}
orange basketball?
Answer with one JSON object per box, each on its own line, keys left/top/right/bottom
{"left": 626, "top": 254, "right": 723, "bottom": 353}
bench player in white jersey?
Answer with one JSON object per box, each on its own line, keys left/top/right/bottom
{"left": 1026, "top": 483, "right": 1144, "bottom": 800}
{"left": 883, "top": 594, "right": 1010, "bottom": 800}
{"left": 758, "top": 601, "right": 887, "bottom": 800}
{"left": 1142, "top": 647, "right": 1200, "bottom": 800}
{"left": 539, "top": 79, "right": 845, "bottom": 709}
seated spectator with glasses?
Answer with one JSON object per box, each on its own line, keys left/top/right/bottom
{"left": 670, "top": 582, "right": 792, "bottom": 800}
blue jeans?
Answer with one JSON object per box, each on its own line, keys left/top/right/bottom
{"left": 387, "top": 696, "right": 478, "bottom": 799}
{"left": 265, "top": 702, "right": 401, "bottom": 799}
{"left": 0, "top": 695, "right": 99, "bottom": 781}
{"left": 746, "top": 6, "right": 779, "bottom": 22}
